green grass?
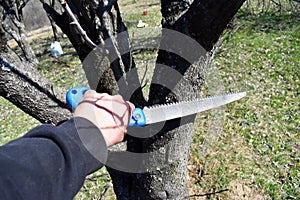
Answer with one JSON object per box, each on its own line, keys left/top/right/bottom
{"left": 1, "top": 0, "right": 299, "bottom": 199}
{"left": 35, "top": 37, "right": 88, "bottom": 88}
{"left": 189, "top": 8, "right": 299, "bottom": 199}
{"left": 0, "top": 97, "right": 40, "bottom": 144}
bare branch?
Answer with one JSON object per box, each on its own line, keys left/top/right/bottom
{"left": 185, "top": 189, "right": 229, "bottom": 199}
{"left": 1, "top": 0, "right": 38, "bottom": 64}
{"left": 59, "top": 0, "right": 108, "bottom": 54}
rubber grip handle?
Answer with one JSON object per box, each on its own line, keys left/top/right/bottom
{"left": 129, "top": 108, "right": 147, "bottom": 127}
{"left": 66, "top": 87, "right": 147, "bottom": 126}
{"left": 66, "top": 86, "right": 89, "bottom": 110}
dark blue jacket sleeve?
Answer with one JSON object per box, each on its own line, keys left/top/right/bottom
{"left": 0, "top": 117, "right": 108, "bottom": 200}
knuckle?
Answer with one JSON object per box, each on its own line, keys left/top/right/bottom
{"left": 112, "top": 94, "right": 124, "bottom": 101}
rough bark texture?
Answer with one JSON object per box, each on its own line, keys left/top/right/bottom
{"left": 143, "top": 0, "right": 246, "bottom": 199}
{"left": 0, "top": 49, "right": 71, "bottom": 124}
{"left": 42, "top": 0, "right": 145, "bottom": 104}
{"left": 0, "top": 19, "right": 70, "bottom": 124}
{"left": 0, "top": 0, "right": 39, "bottom": 64}
{"left": 105, "top": 0, "right": 246, "bottom": 199}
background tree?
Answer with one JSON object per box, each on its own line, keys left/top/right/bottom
{"left": 0, "top": 0, "right": 38, "bottom": 64}
{"left": 0, "top": 0, "right": 247, "bottom": 199}
{"left": 244, "top": 0, "right": 300, "bottom": 13}
{"left": 46, "top": 0, "right": 60, "bottom": 42}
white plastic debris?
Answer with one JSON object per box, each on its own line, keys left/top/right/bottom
{"left": 50, "top": 41, "right": 63, "bottom": 57}
{"left": 137, "top": 20, "right": 148, "bottom": 28}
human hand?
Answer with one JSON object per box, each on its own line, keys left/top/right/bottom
{"left": 74, "top": 90, "right": 135, "bottom": 147}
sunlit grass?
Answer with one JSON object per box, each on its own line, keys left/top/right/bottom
{"left": 189, "top": 9, "right": 299, "bottom": 199}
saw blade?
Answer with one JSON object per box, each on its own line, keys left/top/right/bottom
{"left": 143, "top": 91, "right": 246, "bottom": 124}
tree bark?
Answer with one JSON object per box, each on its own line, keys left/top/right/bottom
{"left": 105, "top": 0, "right": 246, "bottom": 199}
{"left": 140, "top": 0, "right": 246, "bottom": 199}
{"left": 0, "top": 43, "right": 71, "bottom": 124}
{"left": 42, "top": 0, "right": 148, "bottom": 102}
{"left": 0, "top": 0, "right": 39, "bottom": 64}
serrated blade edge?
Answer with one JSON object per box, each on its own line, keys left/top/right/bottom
{"left": 143, "top": 91, "right": 246, "bottom": 124}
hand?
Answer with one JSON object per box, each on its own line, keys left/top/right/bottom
{"left": 73, "top": 90, "right": 135, "bottom": 147}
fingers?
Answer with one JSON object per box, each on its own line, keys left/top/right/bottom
{"left": 84, "top": 90, "right": 126, "bottom": 104}
{"left": 82, "top": 90, "right": 135, "bottom": 127}
{"left": 83, "top": 90, "right": 109, "bottom": 100}
{"left": 124, "top": 101, "right": 135, "bottom": 126}
{"left": 74, "top": 90, "right": 136, "bottom": 147}
{"left": 127, "top": 102, "right": 135, "bottom": 114}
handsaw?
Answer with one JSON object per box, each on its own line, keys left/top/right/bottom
{"left": 66, "top": 86, "right": 246, "bottom": 127}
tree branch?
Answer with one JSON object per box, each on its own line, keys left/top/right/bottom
{"left": 186, "top": 189, "right": 229, "bottom": 198}
{"left": 59, "top": 0, "right": 108, "bottom": 54}
{"left": 1, "top": 0, "right": 38, "bottom": 64}
{"left": 149, "top": 0, "right": 246, "bottom": 104}
{"left": 41, "top": 1, "right": 94, "bottom": 60}
{"left": 0, "top": 49, "right": 71, "bottom": 124}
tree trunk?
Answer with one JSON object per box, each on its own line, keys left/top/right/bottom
{"left": 110, "top": 0, "right": 246, "bottom": 199}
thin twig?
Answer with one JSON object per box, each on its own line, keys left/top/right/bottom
{"left": 140, "top": 62, "right": 149, "bottom": 89}
{"left": 59, "top": 0, "right": 108, "bottom": 54}
{"left": 99, "top": 184, "right": 111, "bottom": 200}
{"left": 185, "top": 189, "right": 229, "bottom": 199}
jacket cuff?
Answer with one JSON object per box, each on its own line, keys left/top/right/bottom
{"left": 58, "top": 117, "right": 108, "bottom": 173}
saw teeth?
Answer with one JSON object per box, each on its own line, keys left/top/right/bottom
{"left": 146, "top": 91, "right": 246, "bottom": 109}
{"left": 149, "top": 101, "right": 187, "bottom": 109}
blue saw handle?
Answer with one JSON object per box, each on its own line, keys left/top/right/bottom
{"left": 66, "top": 87, "right": 147, "bottom": 127}
{"left": 129, "top": 108, "right": 146, "bottom": 127}
{"left": 66, "top": 86, "right": 90, "bottom": 110}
